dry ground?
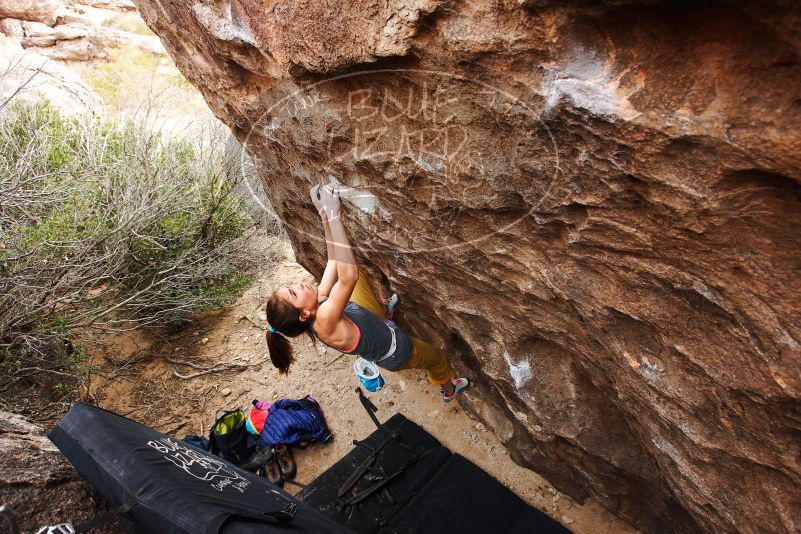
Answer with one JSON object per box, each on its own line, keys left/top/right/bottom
{"left": 89, "top": 226, "right": 636, "bottom": 534}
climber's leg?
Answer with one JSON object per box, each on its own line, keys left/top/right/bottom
{"left": 348, "top": 267, "right": 385, "bottom": 317}
{"left": 399, "top": 336, "right": 453, "bottom": 385}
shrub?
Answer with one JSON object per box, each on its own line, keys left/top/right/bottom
{"left": 81, "top": 49, "right": 203, "bottom": 127}
{"left": 0, "top": 101, "right": 253, "bottom": 413}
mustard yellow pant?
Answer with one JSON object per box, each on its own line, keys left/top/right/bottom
{"left": 349, "top": 268, "right": 453, "bottom": 385}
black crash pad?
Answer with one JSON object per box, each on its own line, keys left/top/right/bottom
{"left": 298, "top": 413, "right": 570, "bottom": 534}
{"left": 49, "top": 403, "right": 352, "bottom": 533}
{"left": 298, "top": 413, "right": 450, "bottom": 532}
{"left": 50, "top": 404, "right": 568, "bottom": 534}
{"left": 384, "top": 453, "right": 568, "bottom": 534}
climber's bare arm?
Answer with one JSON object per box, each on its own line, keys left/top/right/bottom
{"left": 317, "top": 217, "right": 338, "bottom": 300}
{"left": 312, "top": 185, "right": 341, "bottom": 300}
{"left": 311, "top": 184, "right": 358, "bottom": 338}
{"left": 315, "top": 227, "right": 358, "bottom": 340}
{"left": 318, "top": 260, "right": 338, "bottom": 301}
{"left": 316, "top": 212, "right": 358, "bottom": 333}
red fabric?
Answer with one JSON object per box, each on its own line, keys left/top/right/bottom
{"left": 247, "top": 408, "right": 269, "bottom": 434}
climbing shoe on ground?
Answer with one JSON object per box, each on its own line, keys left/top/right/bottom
{"left": 263, "top": 455, "right": 284, "bottom": 487}
{"left": 240, "top": 446, "right": 274, "bottom": 473}
{"left": 441, "top": 377, "right": 470, "bottom": 403}
{"left": 275, "top": 444, "right": 297, "bottom": 480}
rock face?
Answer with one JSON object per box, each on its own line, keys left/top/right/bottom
{"left": 0, "top": 412, "right": 117, "bottom": 533}
{"left": 21, "top": 20, "right": 57, "bottom": 47}
{"left": 76, "top": 0, "right": 136, "bottom": 12}
{"left": 24, "top": 25, "right": 165, "bottom": 61}
{"left": 0, "top": 18, "right": 24, "bottom": 39}
{"left": 0, "top": 0, "right": 165, "bottom": 64}
{"left": 0, "top": 0, "right": 62, "bottom": 24}
{"left": 0, "top": 41, "right": 102, "bottom": 114}
{"left": 133, "top": 1, "right": 801, "bottom": 532}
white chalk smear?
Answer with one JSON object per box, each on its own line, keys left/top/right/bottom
{"left": 640, "top": 356, "right": 664, "bottom": 381}
{"left": 541, "top": 44, "right": 642, "bottom": 120}
{"left": 325, "top": 176, "right": 390, "bottom": 220}
{"left": 504, "top": 351, "right": 532, "bottom": 389}
{"left": 191, "top": 1, "right": 255, "bottom": 45}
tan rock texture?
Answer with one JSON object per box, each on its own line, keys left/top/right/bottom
{"left": 0, "top": 41, "right": 103, "bottom": 114}
{"left": 0, "top": 412, "right": 118, "bottom": 533}
{"left": 21, "top": 20, "right": 56, "bottom": 47}
{"left": 52, "top": 22, "right": 91, "bottom": 41}
{"left": 19, "top": 22, "right": 165, "bottom": 61}
{"left": 0, "top": 0, "right": 165, "bottom": 62}
{"left": 0, "top": 18, "right": 24, "bottom": 39}
{"left": 132, "top": 1, "right": 801, "bottom": 532}
{"left": 0, "top": 0, "right": 62, "bottom": 24}
{"left": 74, "top": 0, "right": 136, "bottom": 12}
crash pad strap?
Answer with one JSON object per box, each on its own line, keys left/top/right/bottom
{"left": 356, "top": 387, "right": 382, "bottom": 431}
{"left": 204, "top": 503, "right": 298, "bottom": 534}
{"left": 344, "top": 446, "right": 440, "bottom": 506}
{"left": 73, "top": 496, "right": 136, "bottom": 533}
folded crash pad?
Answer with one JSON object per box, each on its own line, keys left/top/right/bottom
{"left": 49, "top": 403, "right": 352, "bottom": 533}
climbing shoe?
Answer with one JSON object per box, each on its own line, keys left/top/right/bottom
{"left": 275, "top": 444, "right": 297, "bottom": 480}
{"left": 384, "top": 292, "right": 401, "bottom": 319}
{"left": 263, "top": 455, "right": 284, "bottom": 487}
{"left": 441, "top": 377, "right": 470, "bottom": 403}
{"left": 240, "top": 446, "right": 274, "bottom": 473}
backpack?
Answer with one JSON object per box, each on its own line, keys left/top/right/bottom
{"left": 259, "top": 396, "right": 332, "bottom": 447}
{"left": 208, "top": 409, "right": 259, "bottom": 466}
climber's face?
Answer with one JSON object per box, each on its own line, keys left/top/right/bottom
{"left": 277, "top": 281, "right": 319, "bottom": 321}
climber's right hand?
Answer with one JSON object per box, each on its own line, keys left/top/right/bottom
{"left": 316, "top": 183, "right": 341, "bottom": 220}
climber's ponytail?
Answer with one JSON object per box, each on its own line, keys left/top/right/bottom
{"left": 264, "top": 290, "right": 310, "bottom": 374}
{"left": 266, "top": 330, "right": 295, "bottom": 374}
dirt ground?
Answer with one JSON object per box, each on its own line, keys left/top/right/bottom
{"left": 89, "top": 226, "right": 637, "bottom": 534}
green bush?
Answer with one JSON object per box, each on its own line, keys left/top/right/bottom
{"left": 0, "top": 101, "right": 253, "bottom": 411}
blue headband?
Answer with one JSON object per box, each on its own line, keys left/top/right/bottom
{"left": 267, "top": 325, "right": 277, "bottom": 334}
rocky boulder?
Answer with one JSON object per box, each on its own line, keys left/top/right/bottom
{"left": 132, "top": 0, "right": 801, "bottom": 532}
{"left": 0, "top": 0, "right": 164, "bottom": 63}
{"left": 0, "top": 411, "right": 117, "bottom": 533}
{"left": 0, "top": 0, "right": 62, "bottom": 24}
{"left": 21, "top": 20, "right": 56, "bottom": 47}
{"left": 0, "top": 18, "right": 24, "bottom": 39}
{"left": 0, "top": 41, "right": 102, "bottom": 114}
{"left": 24, "top": 26, "right": 164, "bottom": 61}
{"left": 52, "top": 22, "right": 91, "bottom": 41}
{"left": 53, "top": 4, "right": 111, "bottom": 27}
{"left": 74, "top": 0, "right": 136, "bottom": 12}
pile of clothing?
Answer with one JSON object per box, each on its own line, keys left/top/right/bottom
{"left": 185, "top": 395, "right": 332, "bottom": 488}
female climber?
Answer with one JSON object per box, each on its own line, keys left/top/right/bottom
{"left": 264, "top": 183, "right": 469, "bottom": 402}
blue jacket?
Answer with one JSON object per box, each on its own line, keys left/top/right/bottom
{"left": 259, "top": 396, "right": 332, "bottom": 447}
